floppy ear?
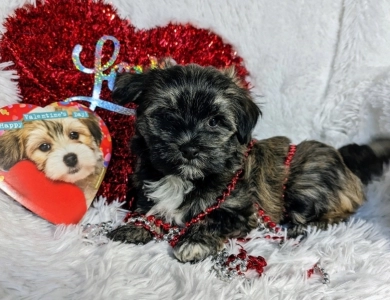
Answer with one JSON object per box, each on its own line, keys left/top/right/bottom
{"left": 112, "top": 57, "right": 177, "bottom": 104}
{"left": 158, "top": 57, "right": 177, "bottom": 69}
{"left": 81, "top": 114, "right": 103, "bottom": 146}
{"left": 221, "top": 67, "right": 261, "bottom": 144}
{"left": 0, "top": 130, "right": 24, "bottom": 170}
{"left": 235, "top": 94, "right": 261, "bottom": 144}
{"left": 112, "top": 72, "right": 147, "bottom": 105}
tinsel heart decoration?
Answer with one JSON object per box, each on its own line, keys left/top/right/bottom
{"left": 0, "top": 0, "right": 249, "bottom": 204}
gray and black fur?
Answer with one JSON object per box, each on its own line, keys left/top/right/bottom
{"left": 108, "top": 61, "right": 390, "bottom": 263}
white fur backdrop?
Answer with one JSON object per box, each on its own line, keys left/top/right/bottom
{"left": 1, "top": 0, "right": 390, "bottom": 299}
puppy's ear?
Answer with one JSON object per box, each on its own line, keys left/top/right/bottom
{"left": 158, "top": 57, "right": 177, "bottom": 69}
{"left": 112, "top": 57, "right": 177, "bottom": 104}
{"left": 235, "top": 95, "right": 261, "bottom": 144}
{"left": 221, "top": 67, "right": 261, "bottom": 144}
{"left": 112, "top": 72, "right": 147, "bottom": 105}
{"left": 221, "top": 66, "right": 246, "bottom": 88}
{"left": 82, "top": 114, "right": 103, "bottom": 146}
{"left": 0, "top": 130, "right": 24, "bottom": 170}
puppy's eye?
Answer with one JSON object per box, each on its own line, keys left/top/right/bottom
{"left": 69, "top": 132, "right": 79, "bottom": 140}
{"left": 208, "top": 117, "right": 219, "bottom": 127}
{"left": 39, "top": 143, "right": 51, "bottom": 152}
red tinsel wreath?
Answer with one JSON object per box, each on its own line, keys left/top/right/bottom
{"left": 0, "top": 0, "right": 249, "bottom": 204}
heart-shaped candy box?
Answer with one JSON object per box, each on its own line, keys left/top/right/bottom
{"left": 0, "top": 102, "right": 111, "bottom": 224}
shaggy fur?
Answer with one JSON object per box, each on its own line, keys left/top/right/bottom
{"left": 0, "top": 107, "right": 104, "bottom": 206}
{"left": 107, "top": 62, "right": 390, "bottom": 263}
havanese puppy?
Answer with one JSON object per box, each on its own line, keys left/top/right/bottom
{"left": 107, "top": 60, "right": 390, "bottom": 263}
{"left": 0, "top": 106, "right": 104, "bottom": 206}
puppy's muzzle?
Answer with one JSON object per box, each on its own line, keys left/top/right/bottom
{"left": 179, "top": 144, "right": 200, "bottom": 160}
{"left": 63, "top": 153, "right": 78, "bottom": 168}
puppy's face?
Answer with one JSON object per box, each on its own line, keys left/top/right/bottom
{"left": 113, "top": 63, "right": 261, "bottom": 180}
{"left": 24, "top": 117, "right": 102, "bottom": 182}
{"left": 0, "top": 112, "right": 103, "bottom": 183}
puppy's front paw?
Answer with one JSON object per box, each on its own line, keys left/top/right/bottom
{"left": 107, "top": 223, "right": 153, "bottom": 244}
{"left": 287, "top": 225, "right": 308, "bottom": 239}
{"left": 173, "top": 238, "right": 224, "bottom": 263}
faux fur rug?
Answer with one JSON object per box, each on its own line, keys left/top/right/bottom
{"left": 1, "top": 0, "right": 390, "bottom": 299}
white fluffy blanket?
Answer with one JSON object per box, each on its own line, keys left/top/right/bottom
{"left": 1, "top": 0, "right": 390, "bottom": 299}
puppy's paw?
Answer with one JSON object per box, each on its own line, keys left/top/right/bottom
{"left": 287, "top": 225, "right": 308, "bottom": 239}
{"left": 173, "top": 238, "right": 223, "bottom": 263}
{"left": 107, "top": 224, "right": 153, "bottom": 244}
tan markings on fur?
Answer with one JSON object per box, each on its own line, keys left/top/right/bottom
{"left": 246, "top": 137, "right": 291, "bottom": 223}
{"left": 243, "top": 152, "right": 255, "bottom": 179}
{"left": 178, "top": 165, "right": 205, "bottom": 180}
{"left": 158, "top": 57, "right": 177, "bottom": 69}
{"left": 322, "top": 171, "right": 365, "bottom": 222}
{"left": 213, "top": 95, "right": 236, "bottom": 122}
{"left": 248, "top": 212, "right": 259, "bottom": 229}
{"left": 243, "top": 137, "right": 366, "bottom": 228}
{"left": 0, "top": 129, "right": 24, "bottom": 170}
{"left": 173, "top": 239, "right": 224, "bottom": 263}
{"left": 144, "top": 90, "right": 179, "bottom": 116}
{"left": 220, "top": 66, "right": 245, "bottom": 88}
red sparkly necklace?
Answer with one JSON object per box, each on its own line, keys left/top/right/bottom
{"left": 124, "top": 140, "right": 256, "bottom": 246}
{"left": 85, "top": 142, "right": 329, "bottom": 283}
{"left": 123, "top": 141, "right": 298, "bottom": 279}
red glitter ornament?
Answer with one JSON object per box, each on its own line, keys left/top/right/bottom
{"left": 0, "top": 0, "right": 249, "bottom": 203}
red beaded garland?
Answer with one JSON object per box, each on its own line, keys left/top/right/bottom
{"left": 170, "top": 140, "right": 255, "bottom": 246}
{"left": 282, "top": 144, "right": 297, "bottom": 190}
{"left": 307, "top": 263, "right": 331, "bottom": 284}
{"left": 125, "top": 141, "right": 300, "bottom": 278}
{"left": 124, "top": 140, "right": 255, "bottom": 247}
{"left": 285, "top": 145, "right": 297, "bottom": 168}
{"left": 224, "top": 247, "right": 267, "bottom": 276}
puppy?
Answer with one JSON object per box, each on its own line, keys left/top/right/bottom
{"left": 107, "top": 61, "right": 390, "bottom": 263}
{"left": 0, "top": 106, "right": 104, "bottom": 206}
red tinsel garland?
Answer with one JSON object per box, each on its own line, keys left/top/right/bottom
{"left": 0, "top": 0, "right": 249, "bottom": 204}
{"left": 121, "top": 143, "right": 300, "bottom": 280}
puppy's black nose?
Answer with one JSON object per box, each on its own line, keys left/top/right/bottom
{"left": 180, "top": 145, "right": 200, "bottom": 160}
{"left": 63, "top": 153, "right": 78, "bottom": 167}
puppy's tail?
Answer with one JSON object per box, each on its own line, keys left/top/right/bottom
{"left": 338, "top": 137, "right": 390, "bottom": 184}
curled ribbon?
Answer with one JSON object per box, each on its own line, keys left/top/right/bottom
{"left": 64, "top": 35, "right": 155, "bottom": 115}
